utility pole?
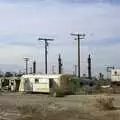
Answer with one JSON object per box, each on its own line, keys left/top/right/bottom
{"left": 88, "top": 54, "right": 92, "bottom": 79}
{"left": 73, "top": 65, "right": 77, "bottom": 76}
{"left": 30, "top": 67, "right": 32, "bottom": 74}
{"left": 71, "top": 33, "right": 85, "bottom": 78}
{"left": 52, "top": 65, "right": 55, "bottom": 74}
{"left": 33, "top": 61, "right": 36, "bottom": 74}
{"left": 58, "top": 54, "right": 63, "bottom": 74}
{"left": 24, "top": 58, "right": 29, "bottom": 74}
{"left": 38, "top": 37, "right": 54, "bottom": 74}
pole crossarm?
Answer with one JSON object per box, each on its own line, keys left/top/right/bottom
{"left": 38, "top": 38, "right": 54, "bottom": 41}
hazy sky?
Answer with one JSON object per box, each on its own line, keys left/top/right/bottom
{"left": 0, "top": 0, "right": 120, "bottom": 76}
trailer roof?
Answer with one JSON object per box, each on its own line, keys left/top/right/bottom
{"left": 21, "top": 74, "right": 71, "bottom": 79}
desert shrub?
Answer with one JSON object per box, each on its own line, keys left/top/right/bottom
{"left": 96, "top": 96, "right": 115, "bottom": 110}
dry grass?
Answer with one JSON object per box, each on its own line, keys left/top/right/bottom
{"left": 16, "top": 104, "right": 97, "bottom": 120}
{"left": 17, "top": 105, "right": 38, "bottom": 114}
{"left": 96, "top": 96, "right": 115, "bottom": 110}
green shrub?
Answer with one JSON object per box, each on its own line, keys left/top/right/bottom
{"left": 50, "top": 88, "right": 64, "bottom": 97}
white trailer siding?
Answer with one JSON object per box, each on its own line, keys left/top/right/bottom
{"left": 33, "top": 78, "right": 50, "bottom": 92}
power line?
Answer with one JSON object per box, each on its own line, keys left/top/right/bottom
{"left": 38, "top": 37, "right": 54, "bottom": 74}
{"left": 71, "top": 33, "right": 85, "bottom": 78}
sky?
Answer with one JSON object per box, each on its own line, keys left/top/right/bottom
{"left": 0, "top": 0, "right": 120, "bottom": 77}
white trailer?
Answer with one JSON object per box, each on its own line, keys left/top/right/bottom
{"left": 19, "top": 74, "right": 73, "bottom": 95}
{"left": 111, "top": 69, "right": 120, "bottom": 82}
{"left": 111, "top": 69, "right": 120, "bottom": 93}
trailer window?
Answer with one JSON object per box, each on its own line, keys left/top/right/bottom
{"left": 24, "top": 78, "right": 29, "bottom": 84}
{"left": 114, "top": 71, "right": 117, "bottom": 75}
{"left": 35, "top": 78, "right": 39, "bottom": 84}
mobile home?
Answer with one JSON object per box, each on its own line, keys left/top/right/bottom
{"left": 19, "top": 74, "right": 74, "bottom": 95}
{"left": 0, "top": 77, "right": 20, "bottom": 92}
{"left": 111, "top": 69, "right": 120, "bottom": 82}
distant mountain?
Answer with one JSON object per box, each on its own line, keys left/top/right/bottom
{"left": 0, "top": 64, "right": 22, "bottom": 72}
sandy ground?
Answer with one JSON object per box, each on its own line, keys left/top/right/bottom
{"left": 0, "top": 92, "right": 120, "bottom": 120}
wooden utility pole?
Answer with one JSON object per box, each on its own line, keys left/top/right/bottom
{"left": 71, "top": 33, "right": 85, "bottom": 78}
{"left": 38, "top": 37, "right": 54, "bottom": 74}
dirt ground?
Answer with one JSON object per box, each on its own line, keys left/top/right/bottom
{"left": 0, "top": 92, "right": 120, "bottom": 120}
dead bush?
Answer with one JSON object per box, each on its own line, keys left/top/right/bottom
{"left": 96, "top": 96, "right": 115, "bottom": 110}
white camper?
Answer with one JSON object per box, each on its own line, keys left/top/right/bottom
{"left": 19, "top": 74, "right": 73, "bottom": 95}
{"left": 111, "top": 69, "right": 120, "bottom": 82}
{"left": 111, "top": 69, "right": 120, "bottom": 93}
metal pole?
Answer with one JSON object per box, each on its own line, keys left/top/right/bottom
{"left": 88, "top": 54, "right": 92, "bottom": 79}
{"left": 58, "top": 54, "right": 63, "bottom": 74}
{"left": 52, "top": 65, "right": 55, "bottom": 74}
{"left": 33, "top": 61, "right": 36, "bottom": 74}
{"left": 78, "top": 35, "right": 80, "bottom": 78}
{"left": 45, "top": 40, "right": 48, "bottom": 74}
{"left": 24, "top": 58, "right": 29, "bottom": 74}
{"left": 74, "top": 65, "right": 77, "bottom": 76}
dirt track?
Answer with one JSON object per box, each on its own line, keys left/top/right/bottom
{"left": 0, "top": 93, "right": 120, "bottom": 120}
